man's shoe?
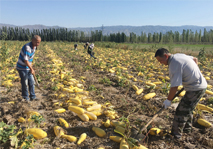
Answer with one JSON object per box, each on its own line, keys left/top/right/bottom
{"left": 21, "top": 98, "right": 30, "bottom": 102}
{"left": 23, "top": 99, "right": 30, "bottom": 104}
{"left": 171, "top": 131, "right": 182, "bottom": 140}
{"left": 30, "top": 98, "right": 40, "bottom": 101}
{"left": 183, "top": 129, "right": 191, "bottom": 133}
{"left": 173, "top": 134, "right": 182, "bottom": 140}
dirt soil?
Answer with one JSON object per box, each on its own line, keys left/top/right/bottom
{"left": 1, "top": 44, "right": 213, "bottom": 149}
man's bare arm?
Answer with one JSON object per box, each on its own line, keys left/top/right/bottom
{"left": 24, "top": 60, "right": 35, "bottom": 75}
{"left": 167, "top": 86, "right": 178, "bottom": 101}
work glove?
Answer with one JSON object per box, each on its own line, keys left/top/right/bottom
{"left": 163, "top": 99, "right": 171, "bottom": 109}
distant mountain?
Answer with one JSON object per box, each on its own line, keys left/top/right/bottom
{"left": 0, "top": 23, "right": 212, "bottom": 36}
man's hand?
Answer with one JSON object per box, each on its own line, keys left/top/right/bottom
{"left": 163, "top": 99, "right": 171, "bottom": 109}
{"left": 193, "top": 57, "right": 198, "bottom": 65}
{"left": 30, "top": 69, "right": 35, "bottom": 75}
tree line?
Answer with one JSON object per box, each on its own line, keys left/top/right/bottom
{"left": 0, "top": 26, "right": 213, "bottom": 44}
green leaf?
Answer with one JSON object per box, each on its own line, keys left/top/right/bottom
{"left": 127, "top": 138, "right": 139, "bottom": 148}
{"left": 0, "top": 121, "right": 6, "bottom": 128}
{"left": 114, "top": 129, "right": 124, "bottom": 137}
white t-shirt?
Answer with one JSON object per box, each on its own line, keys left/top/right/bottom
{"left": 89, "top": 43, "right": 94, "bottom": 49}
{"left": 168, "top": 53, "right": 207, "bottom": 91}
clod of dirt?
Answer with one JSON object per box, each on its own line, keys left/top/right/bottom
{"left": 184, "top": 142, "right": 196, "bottom": 149}
{"left": 3, "top": 115, "right": 16, "bottom": 124}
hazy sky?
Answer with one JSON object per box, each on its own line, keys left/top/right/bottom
{"left": 0, "top": 0, "right": 212, "bottom": 28}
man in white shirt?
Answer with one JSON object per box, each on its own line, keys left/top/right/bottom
{"left": 87, "top": 43, "right": 97, "bottom": 59}
{"left": 155, "top": 48, "right": 207, "bottom": 139}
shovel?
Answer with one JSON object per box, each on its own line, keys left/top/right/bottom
{"left": 132, "top": 87, "right": 185, "bottom": 143}
{"left": 32, "top": 73, "right": 46, "bottom": 93}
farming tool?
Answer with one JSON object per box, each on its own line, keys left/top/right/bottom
{"left": 132, "top": 87, "right": 185, "bottom": 144}
{"left": 33, "top": 73, "right": 46, "bottom": 94}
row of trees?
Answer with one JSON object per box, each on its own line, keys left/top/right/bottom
{"left": 0, "top": 26, "right": 213, "bottom": 44}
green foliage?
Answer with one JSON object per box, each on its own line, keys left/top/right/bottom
{"left": 98, "top": 61, "right": 103, "bottom": 68}
{"left": 136, "top": 66, "right": 144, "bottom": 72}
{"left": 207, "top": 97, "right": 213, "bottom": 105}
{"left": 118, "top": 113, "right": 139, "bottom": 148}
{"left": 51, "top": 85, "right": 58, "bottom": 91}
{"left": 0, "top": 121, "right": 16, "bottom": 143}
{"left": 87, "top": 85, "right": 97, "bottom": 91}
{"left": 141, "top": 105, "right": 145, "bottom": 110}
{"left": 106, "top": 62, "right": 111, "bottom": 67}
{"left": 198, "top": 47, "right": 206, "bottom": 64}
{"left": 117, "top": 78, "right": 129, "bottom": 87}
{"left": 30, "top": 115, "right": 45, "bottom": 127}
{"left": 161, "top": 79, "right": 170, "bottom": 95}
{"left": 20, "top": 135, "right": 36, "bottom": 149}
{"left": 0, "top": 42, "right": 10, "bottom": 63}
{"left": 165, "top": 114, "right": 170, "bottom": 119}
{"left": 115, "top": 68, "right": 122, "bottom": 75}
{"left": 99, "top": 76, "right": 112, "bottom": 85}
{"left": 84, "top": 65, "right": 92, "bottom": 71}
{"left": 36, "top": 74, "right": 41, "bottom": 83}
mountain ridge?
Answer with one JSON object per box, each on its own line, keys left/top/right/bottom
{"left": 1, "top": 23, "right": 212, "bottom": 36}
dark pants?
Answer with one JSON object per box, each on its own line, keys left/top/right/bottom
{"left": 17, "top": 69, "right": 36, "bottom": 100}
{"left": 88, "top": 51, "right": 96, "bottom": 59}
{"left": 171, "top": 89, "right": 206, "bottom": 138}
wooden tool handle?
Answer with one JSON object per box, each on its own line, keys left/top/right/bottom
{"left": 32, "top": 73, "right": 39, "bottom": 86}
{"left": 140, "top": 107, "right": 164, "bottom": 133}
{"left": 138, "top": 87, "right": 185, "bottom": 134}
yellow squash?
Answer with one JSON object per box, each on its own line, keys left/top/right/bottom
{"left": 120, "top": 138, "right": 129, "bottom": 149}
{"left": 178, "top": 90, "right": 186, "bottom": 97}
{"left": 149, "top": 128, "right": 161, "bottom": 135}
{"left": 143, "top": 93, "right": 156, "bottom": 100}
{"left": 197, "top": 118, "right": 212, "bottom": 128}
{"left": 132, "top": 85, "right": 138, "bottom": 91}
{"left": 86, "top": 104, "right": 102, "bottom": 112}
{"left": 91, "top": 110, "right": 103, "bottom": 116}
{"left": 58, "top": 118, "right": 69, "bottom": 128}
{"left": 115, "top": 126, "right": 125, "bottom": 134}
{"left": 54, "top": 126, "right": 65, "bottom": 137}
{"left": 77, "top": 114, "right": 89, "bottom": 122}
{"left": 145, "top": 82, "right": 156, "bottom": 87}
{"left": 111, "top": 120, "right": 125, "bottom": 128}
{"left": 196, "top": 103, "right": 213, "bottom": 113}
{"left": 130, "top": 144, "right": 148, "bottom": 149}
{"left": 77, "top": 133, "right": 87, "bottom": 145}
{"left": 68, "top": 106, "right": 85, "bottom": 115}
{"left": 103, "top": 119, "right": 110, "bottom": 128}
{"left": 109, "top": 136, "right": 122, "bottom": 143}
{"left": 83, "top": 100, "right": 97, "bottom": 105}
{"left": 61, "top": 135, "right": 77, "bottom": 142}
{"left": 68, "top": 97, "right": 82, "bottom": 105}
{"left": 136, "top": 88, "right": 143, "bottom": 95}
{"left": 205, "top": 90, "right": 213, "bottom": 95}
{"left": 18, "top": 117, "right": 26, "bottom": 123}
{"left": 85, "top": 111, "right": 97, "bottom": 120}
{"left": 153, "top": 81, "right": 162, "bottom": 85}
{"left": 25, "top": 128, "right": 47, "bottom": 139}
{"left": 54, "top": 108, "right": 66, "bottom": 113}
{"left": 26, "top": 111, "right": 40, "bottom": 117}
{"left": 92, "top": 127, "right": 106, "bottom": 137}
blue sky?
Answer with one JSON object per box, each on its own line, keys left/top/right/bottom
{"left": 0, "top": 0, "right": 212, "bottom": 28}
